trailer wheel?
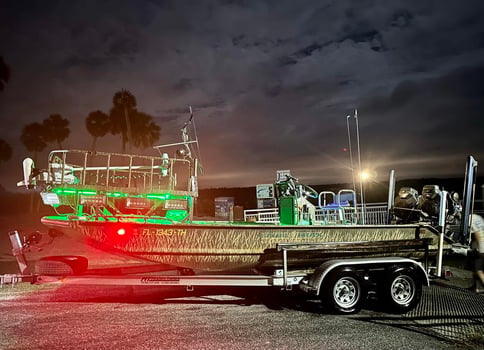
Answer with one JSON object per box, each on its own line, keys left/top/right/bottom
{"left": 382, "top": 268, "right": 422, "bottom": 313}
{"left": 324, "top": 270, "right": 366, "bottom": 314}
{"left": 35, "top": 256, "right": 88, "bottom": 276}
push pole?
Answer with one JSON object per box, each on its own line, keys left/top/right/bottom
{"left": 346, "top": 115, "right": 356, "bottom": 193}
{"left": 460, "top": 156, "right": 478, "bottom": 245}
{"left": 387, "top": 170, "right": 396, "bottom": 224}
{"left": 436, "top": 190, "right": 448, "bottom": 277}
{"left": 355, "top": 110, "right": 365, "bottom": 224}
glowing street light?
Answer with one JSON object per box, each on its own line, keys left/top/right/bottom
{"left": 360, "top": 170, "right": 370, "bottom": 182}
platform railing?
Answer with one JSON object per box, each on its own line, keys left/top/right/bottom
{"left": 362, "top": 203, "right": 389, "bottom": 225}
{"left": 244, "top": 208, "right": 280, "bottom": 223}
{"left": 244, "top": 203, "right": 389, "bottom": 225}
{"left": 46, "top": 149, "right": 193, "bottom": 194}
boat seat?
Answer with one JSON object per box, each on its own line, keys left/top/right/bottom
{"left": 317, "top": 189, "right": 358, "bottom": 225}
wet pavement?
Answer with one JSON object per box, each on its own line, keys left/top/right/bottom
{"left": 1, "top": 218, "right": 483, "bottom": 349}
{"left": 357, "top": 282, "right": 484, "bottom": 347}
{"left": 0, "top": 272, "right": 483, "bottom": 349}
{"left": 0, "top": 282, "right": 481, "bottom": 350}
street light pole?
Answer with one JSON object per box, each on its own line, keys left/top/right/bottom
{"left": 354, "top": 109, "right": 365, "bottom": 224}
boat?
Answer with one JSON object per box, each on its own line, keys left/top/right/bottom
{"left": 17, "top": 109, "right": 475, "bottom": 274}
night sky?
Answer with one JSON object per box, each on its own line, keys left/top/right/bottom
{"left": 1, "top": 1, "right": 483, "bottom": 191}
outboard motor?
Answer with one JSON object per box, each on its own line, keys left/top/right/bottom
{"left": 418, "top": 185, "right": 441, "bottom": 221}
{"left": 393, "top": 187, "right": 420, "bottom": 223}
{"left": 395, "top": 187, "right": 419, "bottom": 208}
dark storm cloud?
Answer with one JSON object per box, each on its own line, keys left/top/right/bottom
{"left": 362, "top": 64, "right": 484, "bottom": 145}
{"left": 0, "top": 0, "right": 483, "bottom": 189}
{"left": 356, "top": 63, "right": 484, "bottom": 180}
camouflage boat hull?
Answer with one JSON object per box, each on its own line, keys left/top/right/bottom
{"left": 42, "top": 216, "right": 447, "bottom": 272}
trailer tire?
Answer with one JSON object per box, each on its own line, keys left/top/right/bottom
{"left": 323, "top": 269, "right": 366, "bottom": 314}
{"left": 35, "top": 256, "right": 88, "bottom": 276}
{"left": 381, "top": 268, "right": 422, "bottom": 313}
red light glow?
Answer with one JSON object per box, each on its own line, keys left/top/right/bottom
{"left": 117, "top": 228, "right": 126, "bottom": 236}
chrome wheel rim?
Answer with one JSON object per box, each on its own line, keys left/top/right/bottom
{"left": 391, "top": 275, "right": 415, "bottom": 305}
{"left": 333, "top": 277, "right": 359, "bottom": 308}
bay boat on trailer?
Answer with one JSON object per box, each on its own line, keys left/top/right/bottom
{"left": 15, "top": 109, "right": 476, "bottom": 275}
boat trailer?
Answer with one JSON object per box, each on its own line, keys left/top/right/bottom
{"left": 1, "top": 229, "right": 432, "bottom": 314}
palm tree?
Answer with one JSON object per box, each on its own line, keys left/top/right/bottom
{"left": 86, "top": 110, "right": 110, "bottom": 151}
{"left": 130, "top": 111, "right": 161, "bottom": 149}
{"left": 0, "top": 56, "right": 10, "bottom": 91}
{"left": 42, "top": 114, "right": 70, "bottom": 148}
{"left": 0, "top": 139, "right": 12, "bottom": 163}
{"left": 20, "top": 122, "right": 47, "bottom": 162}
{"left": 109, "top": 89, "right": 136, "bottom": 152}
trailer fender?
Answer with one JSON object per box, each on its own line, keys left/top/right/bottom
{"left": 303, "top": 257, "right": 428, "bottom": 297}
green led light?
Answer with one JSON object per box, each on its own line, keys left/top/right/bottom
{"left": 78, "top": 189, "right": 97, "bottom": 195}
{"left": 46, "top": 215, "right": 68, "bottom": 220}
{"left": 165, "top": 209, "right": 188, "bottom": 221}
{"left": 146, "top": 193, "right": 171, "bottom": 200}
{"left": 101, "top": 207, "right": 113, "bottom": 216}
{"left": 105, "top": 191, "right": 128, "bottom": 198}
{"left": 53, "top": 188, "right": 77, "bottom": 195}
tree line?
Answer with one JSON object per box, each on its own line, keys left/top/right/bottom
{"left": 0, "top": 56, "right": 161, "bottom": 164}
